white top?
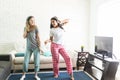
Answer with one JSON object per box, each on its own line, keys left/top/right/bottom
{"left": 50, "top": 27, "right": 64, "bottom": 45}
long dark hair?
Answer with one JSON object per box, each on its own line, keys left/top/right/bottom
{"left": 50, "top": 16, "right": 64, "bottom": 30}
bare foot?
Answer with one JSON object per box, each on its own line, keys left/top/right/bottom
{"left": 70, "top": 77, "right": 74, "bottom": 80}
{"left": 54, "top": 75, "right": 58, "bottom": 78}
{"left": 70, "top": 73, "right": 74, "bottom": 80}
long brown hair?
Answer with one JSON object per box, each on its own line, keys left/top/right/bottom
{"left": 26, "top": 16, "right": 36, "bottom": 32}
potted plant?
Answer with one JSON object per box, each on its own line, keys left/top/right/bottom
{"left": 95, "top": 45, "right": 97, "bottom": 52}
{"left": 81, "top": 45, "right": 84, "bottom": 52}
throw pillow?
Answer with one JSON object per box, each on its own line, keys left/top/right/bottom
{"left": 40, "top": 42, "right": 51, "bottom": 55}
{"left": 43, "top": 51, "right": 51, "bottom": 57}
{"left": 15, "top": 53, "right": 25, "bottom": 57}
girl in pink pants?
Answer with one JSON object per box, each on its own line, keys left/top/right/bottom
{"left": 45, "top": 16, "right": 74, "bottom": 80}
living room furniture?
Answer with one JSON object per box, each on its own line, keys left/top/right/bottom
{"left": 76, "top": 51, "right": 89, "bottom": 70}
{"left": 84, "top": 53, "right": 119, "bottom": 80}
{"left": 0, "top": 54, "right": 12, "bottom": 80}
{"left": 10, "top": 50, "right": 77, "bottom": 72}
{"left": 0, "top": 42, "right": 77, "bottom": 72}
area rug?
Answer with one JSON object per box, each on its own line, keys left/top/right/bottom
{"left": 7, "top": 71, "right": 93, "bottom": 80}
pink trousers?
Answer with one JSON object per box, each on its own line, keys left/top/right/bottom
{"left": 51, "top": 42, "right": 73, "bottom": 76}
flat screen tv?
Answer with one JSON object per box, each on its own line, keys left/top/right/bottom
{"left": 95, "top": 36, "right": 113, "bottom": 58}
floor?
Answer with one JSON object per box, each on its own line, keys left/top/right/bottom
{"left": 78, "top": 65, "right": 120, "bottom": 80}
{"left": 115, "top": 65, "right": 120, "bottom": 80}
{"left": 12, "top": 65, "right": 120, "bottom": 80}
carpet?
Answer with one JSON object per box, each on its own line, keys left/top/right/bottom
{"left": 7, "top": 71, "right": 93, "bottom": 80}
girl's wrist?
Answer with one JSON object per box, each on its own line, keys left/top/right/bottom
{"left": 25, "top": 29, "right": 30, "bottom": 33}
{"left": 27, "top": 31, "right": 29, "bottom": 33}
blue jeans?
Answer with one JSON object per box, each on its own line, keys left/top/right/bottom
{"left": 23, "top": 47, "right": 40, "bottom": 72}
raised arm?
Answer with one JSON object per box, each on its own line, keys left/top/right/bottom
{"left": 60, "top": 19, "right": 69, "bottom": 25}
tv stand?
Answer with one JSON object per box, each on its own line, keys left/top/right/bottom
{"left": 84, "top": 53, "right": 119, "bottom": 80}
{"left": 94, "top": 52, "right": 107, "bottom": 60}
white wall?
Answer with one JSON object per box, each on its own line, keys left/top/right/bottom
{"left": 89, "top": 0, "right": 120, "bottom": 59}
{"left": 89, "top": 0, "right": 97, "bottom": 53}
{"left": 0, "top": 0, "right": 90, "bottom": 50}
{"left": 96, "top": 0, "right": 120, "bottom": 59}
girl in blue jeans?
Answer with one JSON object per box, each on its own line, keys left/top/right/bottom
{"left": 20, "top": 16, "right": 41, "bottom": 80}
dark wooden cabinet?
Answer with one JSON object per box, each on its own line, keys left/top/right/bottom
{"left": 84, "top": 53, "right": 119, "bottom": 80}
{"left": 76, "top": 52, "right": 89, "bottom": 70}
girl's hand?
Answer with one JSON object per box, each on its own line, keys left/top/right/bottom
{"left": 44, "top": 37, "right": 52, "bottom": 44}
{"left": 39, "top": 47, "right": 44, "bottom": 53}
{"left": 44, "top": 40, "right": 51, "bottom": 45}
{"left": 62, "top": 19, "right": 69, "bottom": 24}
{"left": 44, "top": 41, "right": 47, "bottom": 45}
{"left": 25, "top": 26, "right": 30, "bottom": 32}
{"left": 44, "top": 40, "right": 48, "bottom": 45}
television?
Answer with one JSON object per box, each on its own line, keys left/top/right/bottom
{"left": 95, "top": 36, "right": 113, "bottom": 58}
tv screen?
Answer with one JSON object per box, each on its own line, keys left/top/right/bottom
{"left": 95, "top": 36, "right": 113, "bottom": 58}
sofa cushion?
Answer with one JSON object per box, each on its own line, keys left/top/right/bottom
{"left": 15, "top": 53, "right": 25, "bottom": 57}
{"left": 40, "top": 55, "right": 65, "bottom": 64}
{"left": 14, "top": 54, "right": 65, "bottom": 64}
{"left": 14, "top": 57, "right": 31, "bottom": 64}
{"left": 40, "top": 55, "right": 52, "bottom": 64}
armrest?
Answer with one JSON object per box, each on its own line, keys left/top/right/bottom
{"left": 0, "top": 54, "right": 12, "bottom": 61}
{"left": 8, "top": 50, "right": 16, "bottom": 59}
{"left": 8, "top": 50, "right": 17, "bottom": 70}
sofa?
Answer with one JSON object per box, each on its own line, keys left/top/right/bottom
{"left": 10, "top": 50, "right": 77, "bottom": 72}
{"left": 6, "top": 41, "right": 77, "bottom": 72}
{"left": 0, "top": 54, "right": 11, "bottom": 80}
